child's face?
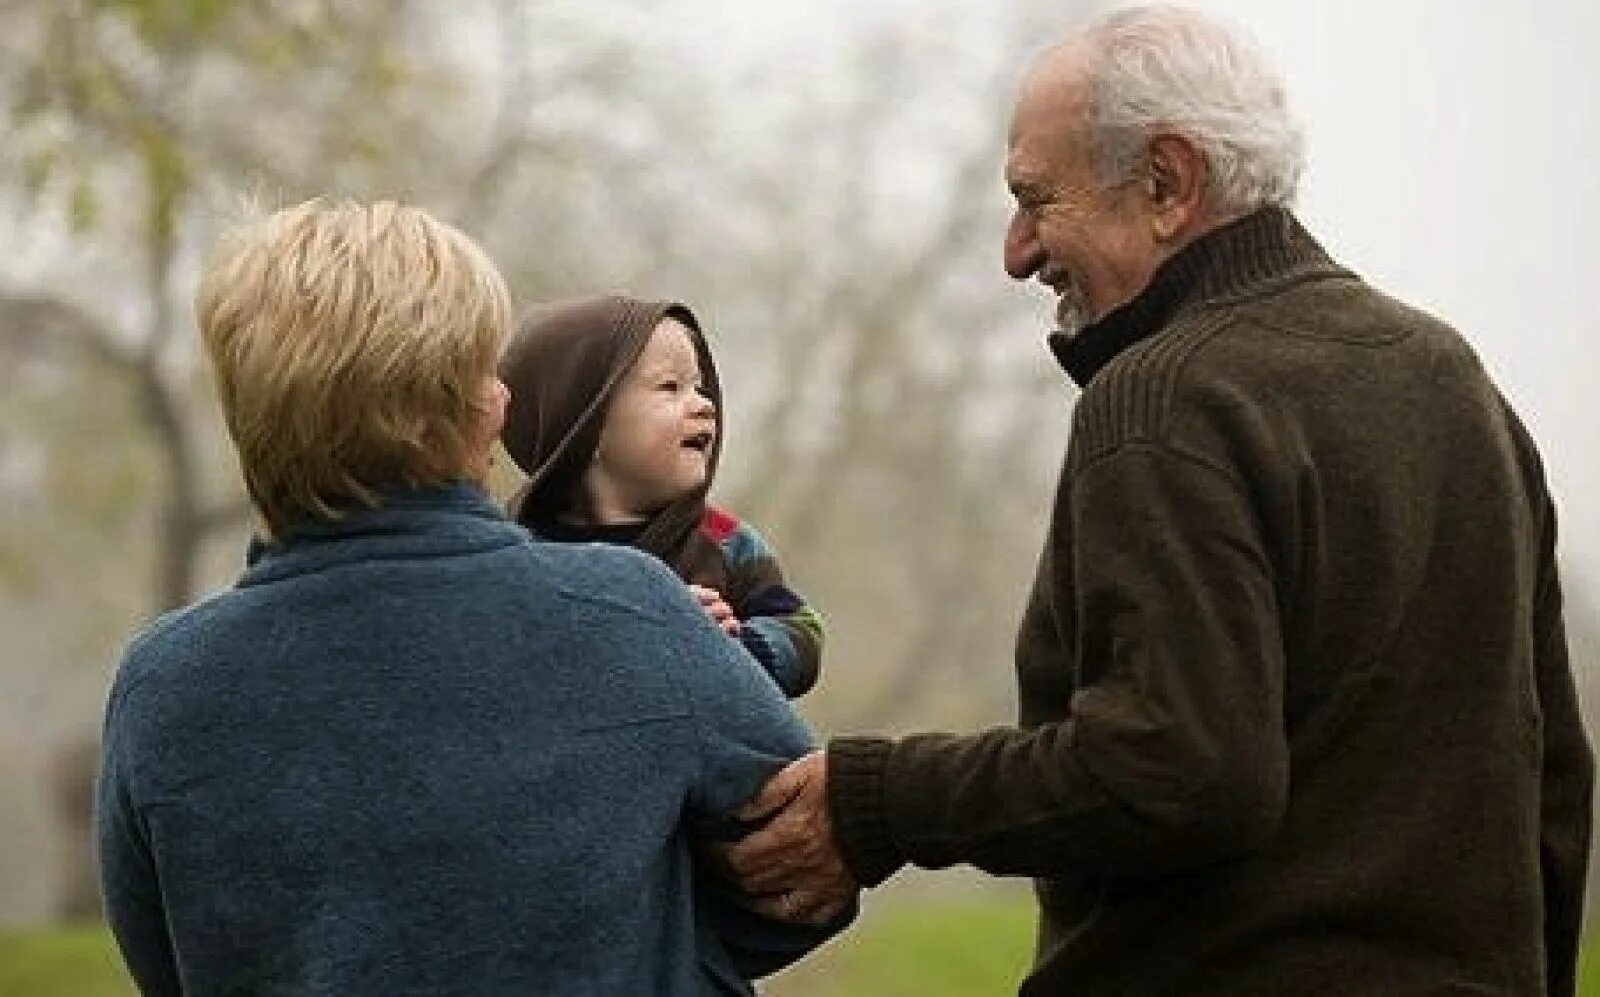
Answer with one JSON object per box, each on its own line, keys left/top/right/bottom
{"left": 583, "top": 319, "right": 716, "bottom": 520}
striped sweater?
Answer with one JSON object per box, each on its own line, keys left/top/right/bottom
{"left": 538, "top": 505, "right": 824, "bottom": 698}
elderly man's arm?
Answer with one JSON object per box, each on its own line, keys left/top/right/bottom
{"left": 1494, "top": 402, "right": 1595, "bottom": 997}
{"left": 1528, "top": 501, "right": 1594, "bottom": 997}
{"left": 732, "top": 439, "right": 1288, "bottom": 897}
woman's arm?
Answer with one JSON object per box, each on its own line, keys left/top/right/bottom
{"left": 97, "top": 691, "right": 183, "bottom": 996}
{"left": 653, "top": 578, "right": 854, "bottom": 976}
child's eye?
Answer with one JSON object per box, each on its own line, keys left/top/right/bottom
{"left": 659, "top": 380, "right": 679, "bottom": 392}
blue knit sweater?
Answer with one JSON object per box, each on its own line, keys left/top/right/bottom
{"left": 95, "top": 483, "right": 835, "bottom": 995}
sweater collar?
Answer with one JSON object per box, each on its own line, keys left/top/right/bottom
{"left": 535, "top": 517, "right": 650, "bottom": 546}
{"left": 1050, "top": 206, "right": 1339, "bottom": 388}
{"left": 242, "top": 481, "right": 512, "bottom": 579}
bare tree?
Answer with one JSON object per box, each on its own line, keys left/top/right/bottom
{"left": 0, "top": 0, "right": 745, "bottom": 920}
{"left": 0, "top": 0, "right": 1097, "bottom": 921}
{"left": 0, "top": 0, "right": 439, "bottom": 920}
{"left": 0, "top": 0, "right": 459, "bottom": 610}
{"left": 676, "top": 14, "right": 1076, "bottom": 732}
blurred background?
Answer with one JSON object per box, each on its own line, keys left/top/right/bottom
{"left": 1, "top": 0, "right": 1596, "bottom": 993}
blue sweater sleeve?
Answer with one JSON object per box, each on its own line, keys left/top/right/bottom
{"left": 642, "top": 570, "right": 852, "bottom": 979}
{"left": 674, "top": 624, "right": 813, "bottom": 820}
{"left": 96, "top": 678, "right": 183, "bottom": 997}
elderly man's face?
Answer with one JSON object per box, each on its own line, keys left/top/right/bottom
{"left": 1004, "top": 54, "right": 1163, "bottom": 337}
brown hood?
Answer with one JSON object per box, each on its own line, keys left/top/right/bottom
{"left": 498, "top": 294, "right": 723, "bottom": 568}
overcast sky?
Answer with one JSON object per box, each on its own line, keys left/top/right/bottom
{"left": 646, "top": 0, "right": 1600, "bottom": 583}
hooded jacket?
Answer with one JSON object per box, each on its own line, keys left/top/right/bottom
{"left": 499, "top": 295, "right": 823, "bottom": 697}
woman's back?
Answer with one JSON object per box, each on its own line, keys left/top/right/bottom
{"left": 97, "top": 484, "right": 813, "bottom": 996}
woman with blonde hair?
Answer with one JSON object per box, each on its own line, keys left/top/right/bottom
{"left": 95, "top": 199, "right": 844, "bottom": 995}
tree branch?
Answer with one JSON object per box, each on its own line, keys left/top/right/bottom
{"left": 0, "top": 291, "right": 139, "bottom": 372}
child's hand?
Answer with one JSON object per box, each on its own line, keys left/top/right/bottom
{"left": 688, "top": 584, "right": 741, "bottom": 637}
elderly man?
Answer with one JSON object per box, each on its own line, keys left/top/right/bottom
{"left": 728, "top": 5, "right": 1593, "bottom": 994}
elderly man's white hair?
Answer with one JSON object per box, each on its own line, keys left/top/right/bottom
{"left": 1072, "top": 4, "right": 1305, "bottom": 216}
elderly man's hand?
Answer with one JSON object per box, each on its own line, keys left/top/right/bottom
{"left": 723, "top": 750, "right": 858, "bottom": 924}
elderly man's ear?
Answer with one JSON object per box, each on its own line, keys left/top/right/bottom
{"left": 1143, "top": 134, "right": 1209, "bottom": 244}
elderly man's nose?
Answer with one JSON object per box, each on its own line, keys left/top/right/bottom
{"left": 1004, "top": 212, "right": 1045, "bottom": 280}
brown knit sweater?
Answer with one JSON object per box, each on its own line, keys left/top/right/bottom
{"left": 826, "top": 208, "right": 1593, "bottom": 995}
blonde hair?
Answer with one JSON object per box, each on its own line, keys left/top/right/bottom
{"left": 195, "top": 198, "right": 511, "bottom": 535}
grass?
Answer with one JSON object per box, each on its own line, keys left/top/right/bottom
{"left": 4, "top": 899, "right": 1599, "bottom": 996}
{"left": 766, "top": 889, "right": 1035, "bottom": 996}
{"left": 0, "top": 897, "right": 1032, "bottom": 997}
{"left": 0, "top": 922, "right": 134, "bottom": 997}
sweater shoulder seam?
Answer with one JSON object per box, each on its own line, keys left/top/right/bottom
{"left": 1070, "top": 310, "right": 1232, "bottom": 460}
{"left": 1071, "top": 436, "right": 1251, "bottom": 498}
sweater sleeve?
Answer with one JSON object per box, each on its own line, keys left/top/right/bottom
{"left": 96, "top": 681, "right": 183, "bottom": 997}
{"left": 693, "top": 871, "right": 856, "bottom": 981}
{"left": 654, "top": 582, "right": 852, "bottom": 977}
{"left": 828, "top": 440, "right": 1290, "bottom": 885}
{"left": 1529, "top": 495, "right": 1594, "bottom": 997}
{"left": 722, "top": 521, "right": 825, "bottom": 698}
